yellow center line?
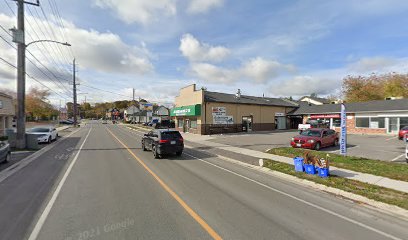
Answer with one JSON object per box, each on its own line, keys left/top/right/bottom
{"left": 106, "top": 128, "right": 222, "bottom": 240}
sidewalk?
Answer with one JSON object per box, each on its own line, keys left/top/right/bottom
{"left": 180, "top": 132, "right": 408, "bottom": 194}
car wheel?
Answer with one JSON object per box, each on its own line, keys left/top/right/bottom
{"left": 333, "top": 139, "right": 339, "bottom": 146}
{"left": 142, "top": 142, "right": 147, "bottom": 151}
{"left": 47, "top": 136, "right": 51, "bottom": 143}
{"left": 314, "top": 142, "right": 321, "bottom": 151}
{"left": 4, "top": 152, "right": 11, "bottom": 163}
{"left": 176, "top": 151, "right": 182, "bottom": 156}
{"left": 152, "top": 145, "right": 160, "bottom": 159}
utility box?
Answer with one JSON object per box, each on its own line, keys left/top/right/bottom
{"left": 5, "top": 129, "right": 16, "bottom": 148}
{"left": 26, "top": 133, "right": 40, "bottom": 150}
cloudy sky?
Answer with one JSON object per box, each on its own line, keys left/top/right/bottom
{"left": 1, "top": 0, "right": 408, "bottom": 106}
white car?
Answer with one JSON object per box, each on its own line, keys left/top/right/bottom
{"left": 27, "top": 126, "right": 58, "bottom": 143}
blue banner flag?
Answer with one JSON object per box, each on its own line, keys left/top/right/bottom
{"left": 340, "top": 103, "right": 347, "bottom": 155}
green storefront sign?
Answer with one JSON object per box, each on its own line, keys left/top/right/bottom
{"left": 170, "top": 104, "right": 201, "bottom": 117}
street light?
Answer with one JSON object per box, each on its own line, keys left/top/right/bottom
{"left": 26, "top": 40, "right": 71, "bottom": 48}
{"left": 11, "top": 25, "right": 72, "bottom": 148}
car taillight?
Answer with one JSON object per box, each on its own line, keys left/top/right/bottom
{"left": 159, "top": 139, "right": 169, "bottom": 143}
{"left": 179, "top": 138, "right": 184, "bottom": 142}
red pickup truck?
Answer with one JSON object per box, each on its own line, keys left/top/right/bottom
{"left": 291, "top": 128, "right": 339, "bottom": 151}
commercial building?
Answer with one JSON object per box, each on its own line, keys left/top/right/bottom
{"left": 0, "top": 93, "right": 15, "bottom": 137}
{"left": 289, "top": 99, "right": 408, "bottom": 135}
{"left": 171, "top": 84, "right": 298, "bottom": 134}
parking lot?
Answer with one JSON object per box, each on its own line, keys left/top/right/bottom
{"left": 208, "top": 130, "right": 407, "bottom": 162}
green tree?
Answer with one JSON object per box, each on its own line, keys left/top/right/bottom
{"left": 26, "top": 87, "right": 58, "bottom": 120}
{"left": 342, "top": 74, "right": 385, "bottom": 102}
{"left": 383, "top": 73, "right": 408, "bottom": 98}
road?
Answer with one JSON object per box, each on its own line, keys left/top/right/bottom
{"left": 0, "top": 122, "right": 407, "bottom": 240}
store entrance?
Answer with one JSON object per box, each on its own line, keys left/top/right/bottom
{"left": 388, "top": 117, "right": 399, "bottom": 134}
{"left": 242, "top": 116, "right": 253, "bottom": 132}
{"left": 184, "top": 119, "right": 190, "bottom": 133}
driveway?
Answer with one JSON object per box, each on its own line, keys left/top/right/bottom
{"left": 208, "top": 131, "right": 407, "bottom": 162}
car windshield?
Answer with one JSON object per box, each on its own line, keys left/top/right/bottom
{"left": 28, "top": 128, "right": 50, "bottom": 133}
{"left": 300, "top": 130, "right": 321, "bottom": 137}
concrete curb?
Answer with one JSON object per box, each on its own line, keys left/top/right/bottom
{"left": 0, "top": 127, "right": 79, "bottom": 183}
{"left": 184, "top": 145, "right": 408, "bottom": 220}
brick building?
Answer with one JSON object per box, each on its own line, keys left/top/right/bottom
{"left": 289, "top": 99, "right": 408, "bottom": 135}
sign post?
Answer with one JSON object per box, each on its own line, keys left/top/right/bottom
{"left": 340, "top": 103, "right": 347, "bottom": 155}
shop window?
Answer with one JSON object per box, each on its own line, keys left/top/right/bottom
{"left": 356, "top": 117, "right": 369, "bottom": 128}
{"left": 400, "top": 117, "right": 408, "bottom": 129}
{"left": 178, "top": 119, "right": 184, "bottom": 128}
{"left": 370, "top": 117, "right": 385, "bottom": 129}
{"left": 190, "top": 120, "right": 197, "bottom": 129}
{"left": 332, "top": 118, "right": 341, "bottom": 127}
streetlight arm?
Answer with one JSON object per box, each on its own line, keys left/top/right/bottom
{"left": 26, "top": 40, "right": 71, "bottom": 48}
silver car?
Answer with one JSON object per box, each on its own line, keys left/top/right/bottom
{"left": 0, "top": 140, "right": 11, "bottom": 163}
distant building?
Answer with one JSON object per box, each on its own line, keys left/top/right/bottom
{"left": 124, "top": 105, "right": 140, "bottom": 122}
{"left": 59, "top": 108, "right": 68, "bottom": 120}
{"left": 298, "top": 96, "right": 331, "bottom": 105}
{"left": 0, "top": 92, "right": 15, "bottom": 136}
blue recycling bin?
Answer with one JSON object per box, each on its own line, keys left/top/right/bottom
{"left": 293, "top": 157, "right": 304, "bottom": 172}
{"left": 318, "top": 167, "right": 330, "bottom": 178}
{"left": 304, "top": 164, "right": 317, "bottom": 174}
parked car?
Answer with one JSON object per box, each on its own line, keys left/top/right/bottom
{"left": 405, "top": 144, "right": 408, "bottom": 163}
{"left": 59, "top": 119, "right": 74, "bottom": 125}
{"left": 27, "top": 126, "right": 58, "bottom": 143}
{"left": 291, "top": 128, "right": 338, "bottom": 151}
{"left": 0, "top": 140, "right": 11, "bottom": 163}
{"left": 141, "top": 129, "right": 184, "bottom": 159}
{"left": 398, "top": 126, "right": 408, "bottom": 140}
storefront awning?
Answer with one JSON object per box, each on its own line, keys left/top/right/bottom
{"left": 170, "top": 104, "right": 201, "bottom": 117}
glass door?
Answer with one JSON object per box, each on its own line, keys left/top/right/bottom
{"left": 242, "top": 116, "right": 253, "bottom": 132}
{"left": 388, "top": 117, "right": 399, "bottom": 134}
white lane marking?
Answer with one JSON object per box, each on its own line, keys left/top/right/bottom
{"left": 391, "top": 154, "right": 405, "bottom": 162}
{"left": 0, "top": 128, "right": 82, "bottom": 184}
{"left": 183, "top": 152, "right": 403, "bottom": 240}
{"left": 28, "top": 127, "right": 92, "bottom": 240}
{"left": 386, "top": 136, "right": 398, "bottom": 141}
{"left": 117, "top": 126, "right": 402, "bottom": 239}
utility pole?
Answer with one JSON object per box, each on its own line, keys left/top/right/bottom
{"left": 73, "top": 58, "right": 77, "bottom": 127}
{"left": 15, "top": 0, "right": 26, "bottom": 148}
{"left": 132, "top": 88, "right": 135, "bottom": 124}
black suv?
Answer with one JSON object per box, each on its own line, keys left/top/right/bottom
{"left": 141, "top": 130, "right": 184, "bottom": 159}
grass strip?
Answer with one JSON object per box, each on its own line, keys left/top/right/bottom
{"left": 263, "top": 159, "right": 408, "bottom": 210}
{"left": 267, "top": 147, "right": 408, "bottom": 182}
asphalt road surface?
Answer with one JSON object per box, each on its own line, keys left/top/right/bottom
{"left": 0, "top": 122, "right": 407, "bottom": 240}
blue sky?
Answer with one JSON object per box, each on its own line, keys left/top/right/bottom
{"left": 1, "top": 0, "right": 408, "bottom": 106}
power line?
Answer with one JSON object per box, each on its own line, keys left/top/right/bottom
{"left": 38, "top": 4, "right": 72, "bottom": 70}
{"left": 0, "top": 55, "right": 69, "bottom": 99}
{"left": 0, "top": 29, "right": 73, "bottom": 95}
{"left": 81, "top": 84, "right": 133, "bottom": 99}
{"left": 31, "top": 5, "right": 72, "bottom": 74}
{"left": 48, "top": 0, "right": 74, "bottom": 58}
{"left": 25, "top": 7, "right": 72, "bottom": 79}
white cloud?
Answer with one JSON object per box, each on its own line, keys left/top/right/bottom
{"left": 190, "top": 63, "right": 234, "bottom": 83}
{"left": 240, "top": 57, "right": 295, "bottom": 83}
{"left": 348, "top": 56, "right": 397, "bottom": 73}
{"left": 93, "top": 0, "right": 176, "bottom": 25}
{"left": 179, "top": 34, "right": 230, "bottom": 62}
{"left": 187, "top": 0, "right": 224, "bottom": 14}
{"left": 189, "top": 57, "right": 294, "bottom": 84}
{"left": 0, "top": 13, "right": 155, "bottom": 105}
{"left": 269, "top": 75, "right": 338, "bottom": 96}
